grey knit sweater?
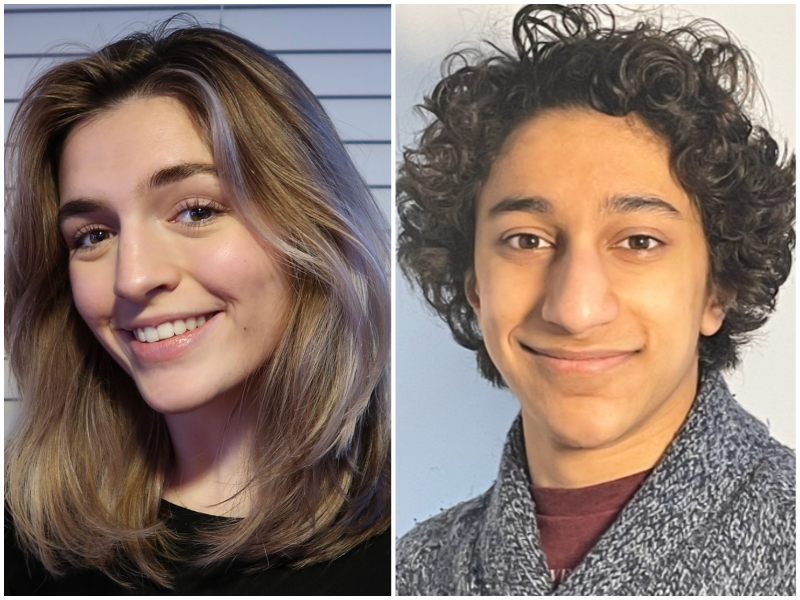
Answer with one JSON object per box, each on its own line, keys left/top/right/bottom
{"left": 396, "top": 371, "right": 796, "bottom": 595}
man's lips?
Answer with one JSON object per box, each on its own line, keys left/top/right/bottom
{"left": 524, "top": 345, "right": 636, "bottom": 360}
{"left": 522, "top": 343, "right": 638, "bottom": 373}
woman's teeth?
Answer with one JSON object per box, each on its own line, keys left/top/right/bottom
{"left": 134, "top": 316, "right": 208, "bottom": 343}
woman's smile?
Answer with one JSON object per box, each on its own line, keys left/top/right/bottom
{"left": 129, "top": 312, "right": 214, "bottom": 343}
{"left": 122, "top": 311, "right": 220, "bottom": 363}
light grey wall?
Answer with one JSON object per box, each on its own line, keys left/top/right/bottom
{"left": 396, "top": 4, "right": 796, "bottom": 538}
{"left": 4, "top": 4, "right": 390, "bottom": 427}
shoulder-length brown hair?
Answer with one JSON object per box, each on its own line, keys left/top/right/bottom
{"left": 5, "top": 22, "right": 390, "bottom": 588}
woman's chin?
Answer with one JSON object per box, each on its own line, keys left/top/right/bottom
{"left": 131, "top": 370, "right": 250, "bottom": 416}
{"left": 137, "top": 384, "right": 220, "bottom": 416}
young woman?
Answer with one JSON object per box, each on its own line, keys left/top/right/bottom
{"left": 5, "top": 23, "right": 390, "bottom": 595}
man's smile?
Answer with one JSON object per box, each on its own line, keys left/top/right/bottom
{"left": 521, "top": 343, "right": 638, "bottom": 374}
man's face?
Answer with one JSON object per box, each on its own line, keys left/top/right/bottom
{"left": 467, "top": 109, "right": 725, "bottom": 453}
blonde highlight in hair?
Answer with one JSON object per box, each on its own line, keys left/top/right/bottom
{"left": 5, "top": 21, "right": 389, "bottom": 587}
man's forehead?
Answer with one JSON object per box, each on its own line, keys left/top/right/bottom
{"left": 476, "top": 108, "right": 695, "bottom": 220}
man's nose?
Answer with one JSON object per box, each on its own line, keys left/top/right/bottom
{"left": 540, "top": 244, "right": 618, "bottom": 335}
{"left": 113, "top": 225, "right": 180, "bottom": 301}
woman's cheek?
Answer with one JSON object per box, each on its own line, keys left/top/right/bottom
{"left": 69, "top": 261, "right": 115, "bottom": 329}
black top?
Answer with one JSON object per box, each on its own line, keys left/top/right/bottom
{"left": 5, "top": 501, "right": 391, "bottom": 596}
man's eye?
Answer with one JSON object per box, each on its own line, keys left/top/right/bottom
{"left": 507, "top": 233, "right": 552, "bottom": 250}
{"left": 621, "top": 235, "right": 661, "bottom": 250}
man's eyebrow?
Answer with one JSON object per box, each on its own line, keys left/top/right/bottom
{"left": 603, "top": 195, "right": 682, "bottom": 217}
{"left": 140, "top": 162, "right": 218, "bottom": 193}
{"left": 487, "top": 196, "right": 553, "bottom": 218}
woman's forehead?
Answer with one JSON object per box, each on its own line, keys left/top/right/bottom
{"left": 59, "top": 96, "right": 214, "bottom": 204}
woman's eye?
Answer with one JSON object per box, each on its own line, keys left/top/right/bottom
{"left": 173, "top": 198, "right": 228, "bottom": 226}
{"left": 506, "top": 233, "right": 552, "bottom": 250}
{"left": 175, "top": 205, "right": 217, "bottom": 224}
{"left": 75, "top": 229, "right": 115, "bottom": 248}
{"left": 621, "top": 235, "right": 661, "bottom": 250}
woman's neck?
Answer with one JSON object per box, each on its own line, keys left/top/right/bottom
{"left": 162, "top": 393, "right": 253, "bottom": 517}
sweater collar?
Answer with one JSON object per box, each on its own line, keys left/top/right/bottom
{"left": 472, "top": 370, "right": 769, "bottom": 595}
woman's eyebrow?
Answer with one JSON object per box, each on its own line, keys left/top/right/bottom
{"left": 139, "top": 161, "right": 218, "bottom": 193}
{"left": 58, "top": 162, "right": 219, "bottom": 226}
{"left": 57, "top": 198, "right": 105, "bottom": 226}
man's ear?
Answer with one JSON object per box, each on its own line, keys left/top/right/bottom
{"left": 465, "top": 269, "right": 481, "bottom": 317}
{"left": 700, "top": 287, "right": 730, "bottom": 337}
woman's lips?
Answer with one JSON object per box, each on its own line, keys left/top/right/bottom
{"left": 125, "top": 312, "right": 221, "bottom": 363}
{"left": 522, "top": 343, "right": 637, "bottom": 374}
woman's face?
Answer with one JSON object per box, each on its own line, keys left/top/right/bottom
{"left": 58, "top": 96, "right": 291, "bottom": 415}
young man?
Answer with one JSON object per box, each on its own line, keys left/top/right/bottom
{"left": 396, "top": 5, "right": 795, "bottom": 595}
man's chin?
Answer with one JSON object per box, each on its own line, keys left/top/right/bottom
{"left": 527, "top": 403, "right": 636, "bottom": 452}
{"left": 547, "top": 421, "right": 630, "bottom": 451}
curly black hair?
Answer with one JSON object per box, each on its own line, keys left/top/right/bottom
{"left": 397, "top": 4, "right": 795, "bottom": 386}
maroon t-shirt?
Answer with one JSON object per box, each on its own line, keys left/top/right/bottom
{"left": 531, "top": 469, "right": 652, "bottom": 585}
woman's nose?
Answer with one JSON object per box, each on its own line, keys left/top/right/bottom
{"left": 113, "top": 225, "right": 180, "bottom": 301}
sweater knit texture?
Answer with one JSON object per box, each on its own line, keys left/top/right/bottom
{"left": 396, "top": 371, "right": 796, "bottom": 595}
